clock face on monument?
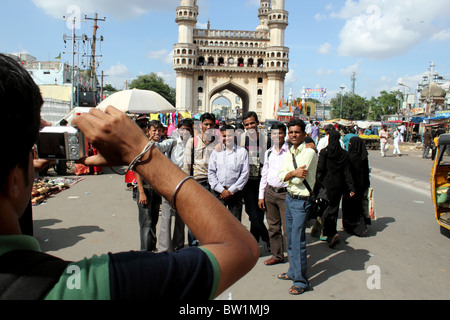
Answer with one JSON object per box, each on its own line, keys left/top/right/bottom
{"left": 228, "top": 58, "right": 234, "bottom": 65}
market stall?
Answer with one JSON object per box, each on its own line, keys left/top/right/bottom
{"left": 359, "top": 134, "right": 380, "bottom": 150}
{"left": 31, "top": 177, "right": 84, "bottom": 206}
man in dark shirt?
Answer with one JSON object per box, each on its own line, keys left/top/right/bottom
{"left": 0, "top": 53, "right": 259, "bottom": 300}
{"left": 241, "top": 112, "right": 270, "bottom": 251}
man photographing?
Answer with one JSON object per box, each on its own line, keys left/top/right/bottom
{"left": 0, "top": 53, "right": 259, "bottom": 300}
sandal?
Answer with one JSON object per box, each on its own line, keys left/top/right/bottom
{"left": 289, "top": 285, "right": 307, "bottom": 295}
{"left": 277, "top": 273, "right": 292, "bottom": 281}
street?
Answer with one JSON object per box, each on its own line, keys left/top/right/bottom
{"left": 32, "top": 147, "right": 450, "bottom": 300}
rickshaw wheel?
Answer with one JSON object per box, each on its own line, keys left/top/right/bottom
{"left": 440, "top": 225, "right": 450, "bottom": 238}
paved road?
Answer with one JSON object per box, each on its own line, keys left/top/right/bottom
{"left": 31, "top": 145, "right": 449, "bottom": 301}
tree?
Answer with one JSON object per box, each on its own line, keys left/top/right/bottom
{"left": 102, "top": 84, "right": 118, "bottom": 93}
{"left": 369, "top": 90, "right": 402, "bottom": 120}
{"left": 329, "top": 93, "right": 369, "bottom": 120}
{"left": 129, "top": 73, "right": 176, "bottom": 106}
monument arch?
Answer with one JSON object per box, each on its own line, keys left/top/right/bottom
{"left": 174, "top": 0, "right": 289, "bottom": 121}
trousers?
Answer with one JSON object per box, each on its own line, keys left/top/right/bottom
{"left": 188, "top": 180, "right": 211, "bottom": 246}
{"left": 158, "top": 198, "right": 185, "bottom": 253}
{"left": 135, "top": 187, "right": 161, "bottom": 251}
{"left": 243, "top": 179, "right": 269, "bottom": 243}
{"left": 214, "top": 190, "right": 243, "bottom": 222}
{"left": 285, "top": 194, "right": 311, "bottom": 289}
{"left": 265, "top": 186, "right": 287, "bottom": 260}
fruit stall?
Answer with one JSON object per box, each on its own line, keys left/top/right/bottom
{"left": 359, "top": 135, "right": 380, "bottom": 150}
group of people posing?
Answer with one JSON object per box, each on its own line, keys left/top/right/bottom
{"left": 132, "top": 111, "right": 372, "bottom": 295}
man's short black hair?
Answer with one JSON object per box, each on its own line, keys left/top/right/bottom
{"left": 271, "top": 122, "right": 286, "bottom": 133}
{"left": 148, "top": 120, "right": 163, "bottom": 129}
{"left": 220, "top": 124, "right": 235, "bottom": 132}
{"left": 287, "top": 119, "right": 306, "bottom": 132}
{"left": 242, "top": 111, "right": 259, "bottom": 123}
{"left": 0, "top": 54, "right": 43, "bottom": 189}
{"left": 200, "top": 113, "right": 216, "bottom": 123}
{"left": 178, "top": 118, "right": 194, "bottom": 129}
{"left": 324, "top": 124, "right": 335, "bottom": 133}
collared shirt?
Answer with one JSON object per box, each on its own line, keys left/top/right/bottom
{"left": 279, "top": 143, "right": 318, "bottom": 197}
{"left": 238, "top": 132, "right": 270, "bottom": 180}
{"left": 311, "top": 125, "right": 319, "bottom": 139}
{"left": 317, "top": 135, "right": 345, "bottom": 154}
{"left": 157, "top": 132, "right": 186, "bottom": 168}
{"left": 208, "top": 145, "right": 249, "bottom": 194}
{"left": 379, "top": 129, "right": 389, "bottom": 143}
{"left": 182, "top": 135, "right": 216, "bottom": 181}
{"left": 258, "top": 142, "right": 289, "bottom": 199}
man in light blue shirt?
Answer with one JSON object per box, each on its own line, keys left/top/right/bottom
{"left": 208, "top": 124, "right": 249, "bottom": 221}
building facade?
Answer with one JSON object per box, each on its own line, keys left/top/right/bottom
{"left": 173, "top": 0, "right": 289, "bottom": 121}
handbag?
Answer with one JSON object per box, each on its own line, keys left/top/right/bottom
{"left": 291, "top": 152, "right": 315, "bottom": 203}
{"left": 368, "top": 187, "right": 376, "bottom": 221}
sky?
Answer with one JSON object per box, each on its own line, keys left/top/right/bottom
{"left": 2, "top": 0, "right": 450, "bottom": 104}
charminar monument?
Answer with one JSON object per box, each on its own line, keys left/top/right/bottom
{"left": 173, "top": 0, "right": 289, "bottom": 121}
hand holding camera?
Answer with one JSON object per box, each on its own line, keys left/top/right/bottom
{"left": 71, "top": 106, "right": 150, "bottom": 168}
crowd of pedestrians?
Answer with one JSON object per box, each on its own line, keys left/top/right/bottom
{"left": 131, "top": 112, "right": 374, "bottom": 296}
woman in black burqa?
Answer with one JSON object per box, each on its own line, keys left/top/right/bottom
{"left": 317, "top": 130, "right": 355, "bottom": 248}
{"left": 342, "top": 136, "right": 371, "bottom": 237}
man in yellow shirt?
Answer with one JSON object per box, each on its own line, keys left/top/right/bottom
{"left": 278, "top": 119, "right": 318, "bottom": 295}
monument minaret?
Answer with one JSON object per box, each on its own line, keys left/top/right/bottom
{"left": 266, "top": 0, "right": 289, "bottom": 120}
{"left": 174, "top": 0, "right": 198, "bottom": 112}
{"left": 257, "top": 0, "right": 270, "bottom": 31}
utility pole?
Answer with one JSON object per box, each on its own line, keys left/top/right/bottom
{"left": 351, "top": 72, "right": 357, "bottom": 95}
{"left": 340, "top": 85, "right": 345, "bottom": 119}
{"left": 63, "top": 15, "right": 86, "bottom": 110}
{"left": 85, "top": 14, "right": 106, "bottom": 92}
{"left": 98, "top": 70, "right": 109, "bottom": 102}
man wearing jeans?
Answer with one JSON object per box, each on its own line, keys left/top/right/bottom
{"left": 278, "top": 119, "right": 318, "bottom": 295}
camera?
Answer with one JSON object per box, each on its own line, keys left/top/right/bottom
{"left": 37, "top": 126, "right": 88, "bottom": 161}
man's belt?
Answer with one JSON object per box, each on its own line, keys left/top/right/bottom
{"left": 269, "top": 186, "right": 287, "bottom": 194}
{"left": 288, "top": 192, "right": 311, "bottom": 201}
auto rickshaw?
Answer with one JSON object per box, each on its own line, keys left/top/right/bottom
{"left": 431, "top": 133, "right": 450, "bottom": 232}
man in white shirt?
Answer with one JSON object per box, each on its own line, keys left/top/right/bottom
{"left": 258, "top": 122, "right": 289, "bottom": 266}
{"left": 399, "top": 123, "right": 406, "bottom": 142}
{"left": 316, "top": 124, "right": 345, "bottom": 154}
{"left": 305, "top": 120, "right": 313, "bottom": 136}
{"left": 208, "top": 124, "right": 249, "bottom": 221}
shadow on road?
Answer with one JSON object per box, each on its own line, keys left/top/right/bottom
{"left": 305, "top": 215, "right": 395, "bottom": 289}
{"left": 34, "top": 218, "right": 104, "bottom": 252}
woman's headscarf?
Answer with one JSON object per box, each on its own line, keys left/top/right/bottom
{"left": 348, "top": 136, "right": 370, "bottom": 189}
{"left": 348, "top": 136, "right": 368, "bottom": 162}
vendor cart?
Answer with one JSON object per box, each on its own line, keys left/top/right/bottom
{"left": 360, "top": 135, "right": 380, "bottom": 150}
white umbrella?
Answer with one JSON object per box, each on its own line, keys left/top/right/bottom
{"left": 97, "top": 89, "right": 176, "bottom": 114}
